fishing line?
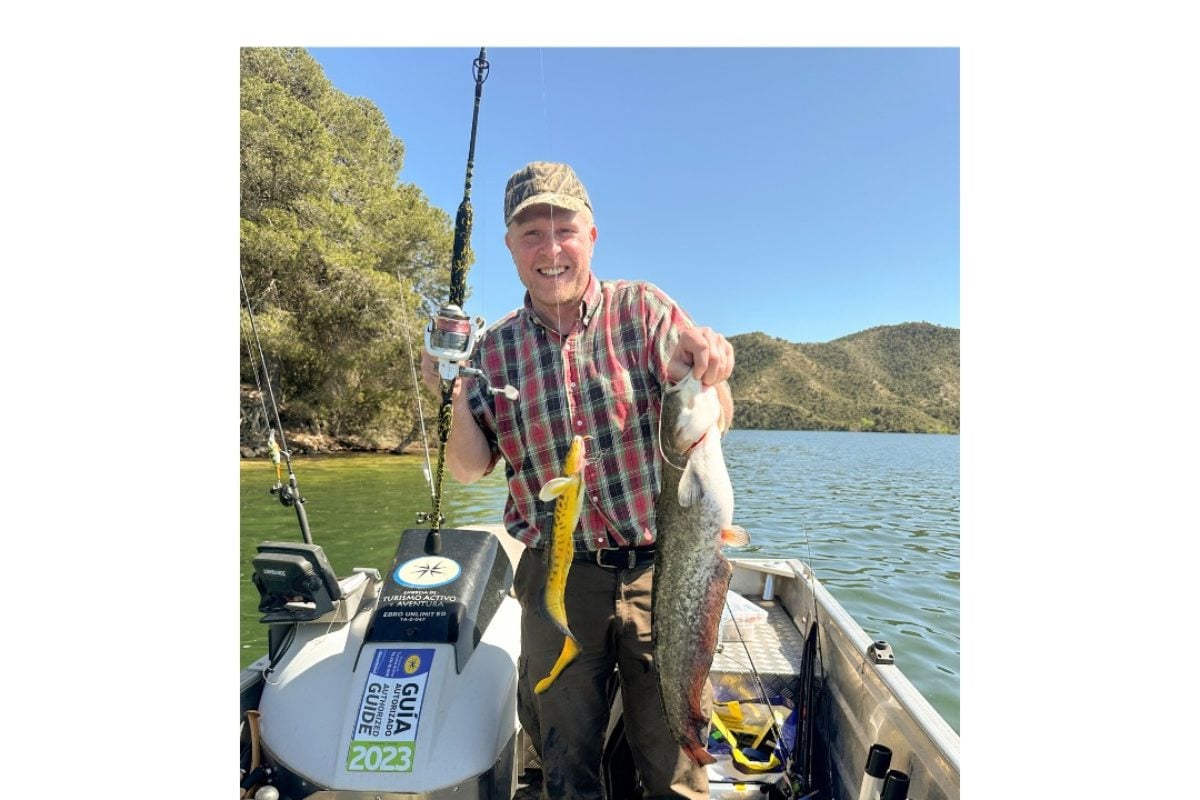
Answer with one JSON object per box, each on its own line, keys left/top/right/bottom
{"left": 397, "top": 273, "right": 435, "bottom": 503}
{"left": 724, "top": 604, "right": 792, "bottom": 777}
{"left": 654, "top": 388, "right": 690, "bottom": 472}
{"left": 241, "top": 321, "right": 273, "bottom": 439}
{"left": 240, "top": 269, "right": 291, "bottom": 456}
{"left": 240, "top": 266, "right": 314, "bottom": 545}
{"left": 539, "top": 49, "right": 565, "bottom": 343}
{"left": 535, "top": 48, "right": 575, "bottom": 458}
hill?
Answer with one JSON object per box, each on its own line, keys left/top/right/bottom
{"left": 728, "top": 322, "right": 959, "bottom": 433}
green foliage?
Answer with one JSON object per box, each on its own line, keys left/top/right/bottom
{"left": 240, "top": 48, "right": 454, "bottom": 451}
{"left": 729, "top": 323, "right": 960, "bottom": 434}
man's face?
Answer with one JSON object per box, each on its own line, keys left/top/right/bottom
{"left": 505, "top": 205, "right": 597, "bottom": 325}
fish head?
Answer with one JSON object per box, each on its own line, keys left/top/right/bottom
{"left": 563, "top": 434, "right": 589, "bottom": 476}
{"left": 666, "top": 374, "right": 720, "bottom": 454}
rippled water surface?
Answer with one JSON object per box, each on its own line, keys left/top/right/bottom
{"left": 240, "top": 430, "right": 959, "bottom": 731}
{"left": 722, "top": 430, "right": 959, "bottom": 732}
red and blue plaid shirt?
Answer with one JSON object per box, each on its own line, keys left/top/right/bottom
{"left": 465, "top": 276, "right": 692, "bottom": 551}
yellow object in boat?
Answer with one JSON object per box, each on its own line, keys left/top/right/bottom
{"left": 709, "top": 709, "right": 781, "bottom": 772}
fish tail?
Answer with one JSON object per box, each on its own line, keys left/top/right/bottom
{"left": 682, "top": 730, "right": 716, "bottom": 766}
{"left": 539, "top": 595, "right": 576, "bottom": 641}
{"left": 534, "top": 636, "right": 581, "bottom": 694}
{"left": 678, "top": 558, "right": 731, "bottom": 765}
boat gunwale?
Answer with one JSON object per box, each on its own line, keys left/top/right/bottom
{"left": 728, "top": 556, "right": 960, "bottom": 772}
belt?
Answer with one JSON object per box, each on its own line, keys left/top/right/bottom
{"left": 576, "top": 546, "right": 656, "bottom": 570}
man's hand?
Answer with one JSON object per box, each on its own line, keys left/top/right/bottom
{"left": 421, "top": 351, "right": 466, "bottom": 399}
{"left": 667, "top": 326, "right": 735, "bottom": 386}
{"left": 420, "top": 350, "right": 493, "bottom": 483}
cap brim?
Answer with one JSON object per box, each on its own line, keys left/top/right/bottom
{"left": 505, "top": 193, "right": 590, "bottom": 225}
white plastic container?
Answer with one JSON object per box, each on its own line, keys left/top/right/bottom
{"left": 719, "top": 589, "right": 769, "bottom": 643}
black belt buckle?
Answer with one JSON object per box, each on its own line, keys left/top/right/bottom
{"left": 592, "top": 547, "right": 650, "bottom": 570}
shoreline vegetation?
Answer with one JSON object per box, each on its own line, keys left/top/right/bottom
{"left": 241, "top": 322, "right": 959, "bottom": 458}
{"left": 240, "top": 49, "right": 958, "bottom": 459}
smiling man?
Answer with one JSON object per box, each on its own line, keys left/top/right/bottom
{"left": 422, "top": 161, "right": 734, "bottom": 799}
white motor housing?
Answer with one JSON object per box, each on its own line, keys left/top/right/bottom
{"left": 255, "top": 529, "right": 521, "bottom": 799}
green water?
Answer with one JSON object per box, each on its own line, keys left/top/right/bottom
{"left": 240, "top": 430, "right": 959, "bottom": 731}
{"left": 239, "top": 454, "right": 510, "bottom": 664}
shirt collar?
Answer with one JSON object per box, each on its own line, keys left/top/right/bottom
{"left": 523, "top": 274, "right": 602, "bottom": 332}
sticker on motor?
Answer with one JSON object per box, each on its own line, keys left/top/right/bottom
{"left": 346, "top": 648, "right": 435, "bottom": 772}
{"left": 393, "top": 556, "right": 462, "bottom": 588}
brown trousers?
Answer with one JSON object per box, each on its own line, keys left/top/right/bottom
{"left": 514, "top": 546, "right": 711, "bottom": 800}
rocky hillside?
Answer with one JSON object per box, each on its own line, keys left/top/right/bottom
{"left": 728, "top": 322, "right": 959, "bottom": 433}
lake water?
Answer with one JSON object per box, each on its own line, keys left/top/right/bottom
{"left": 240, "top": 429, "right": 959, "bottom": 732}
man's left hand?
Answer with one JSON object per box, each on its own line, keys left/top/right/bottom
{"left": 667, "top": 326, "right": 735, "bottom": 386}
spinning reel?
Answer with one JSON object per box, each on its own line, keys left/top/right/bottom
{"left": 424, "top": 304, "right": 518, "bottom": 400}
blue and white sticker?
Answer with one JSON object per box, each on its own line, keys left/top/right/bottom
{"left": 346, "top": 648, "right": 435, "bottom": 773}
{"left": 393, "top": 556, "right": 461, "bottom": 589}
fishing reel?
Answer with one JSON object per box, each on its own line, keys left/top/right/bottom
{"left": 425, "top": 304, "right": 518, "bottom": 400}
{"left": 270, "top": 481, "right": 303, "bottom": 508}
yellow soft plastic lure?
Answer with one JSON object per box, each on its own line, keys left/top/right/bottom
{"left": 533, "top": 434, "right": 588, "bottom": 694}
{"left": 268, "top": 429, "right": 282, "bottom": 482}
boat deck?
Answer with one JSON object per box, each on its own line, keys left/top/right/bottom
{"left": 513, "top": 593, "right": 805, "bottom": 799}
{"left": 711, "top": 596, "right": 807, "bottom": 703}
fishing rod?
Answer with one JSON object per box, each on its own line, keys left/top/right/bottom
{"left": 240, "top": 270, "right": 314, "bottom": 545}
{"left": 799, "top": 522, "right": 832, "bottom": 796}
{"left": 420, "top": 47, "right": 517, "bottom": 555}
{"left": 397, "top": 275, "right": 436, "bottom": 507}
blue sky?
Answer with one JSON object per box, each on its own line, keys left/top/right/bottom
{"left": 309, "top": 47, "right": 959, "bottom": 344}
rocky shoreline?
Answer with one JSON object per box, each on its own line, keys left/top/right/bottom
{"left": 240, "top": 433, "right": 429, "bottom": 459}
{"left": 240, "top": 387, "right": 429, "bottom": 459}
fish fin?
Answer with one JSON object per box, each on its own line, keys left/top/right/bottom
{"left": 720, "top": 525, "right": 751, "bottom": 548}
{"left": 538, "top": 476, "right": 574, "bottom": 502}
{"left": 682, "top": 733, "right": 716, "bottom": 766}
{"left": 676, "top": 459, "right": 705, "bottom": 507}
{"left": 534, "top": 636, "right": 581, "bottom": 694}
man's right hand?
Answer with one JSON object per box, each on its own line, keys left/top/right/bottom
{"left": 421, "top": 350, "right": 493, "bottom": 484}
{"left": 421, "top": 351, "right": 465, "bottom": 399}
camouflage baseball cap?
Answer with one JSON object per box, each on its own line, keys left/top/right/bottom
{"left": 503, "top": 161, "right": 593, "bottom": 225}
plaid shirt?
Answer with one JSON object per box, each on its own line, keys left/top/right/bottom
{"left": 465, "top": 276, "right": 692, "bottom": 551}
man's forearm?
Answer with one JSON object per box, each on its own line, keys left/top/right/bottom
{"left": 446, "top": 388, "right": 494, "bottom": 484}
{"left": 716, "top": 381, "right": 734, "bottom": 433}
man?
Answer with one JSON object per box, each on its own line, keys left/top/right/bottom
{"left": 422, "top": 162, "right": 734, "bottom": 799}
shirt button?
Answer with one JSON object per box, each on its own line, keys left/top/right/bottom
{"left": 575, "top": 419, "right": 583, "bottom": 427}
{"left": 591, "top": 495, "right": 599, "bottom": 502}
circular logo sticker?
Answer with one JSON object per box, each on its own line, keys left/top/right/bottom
{"left": 404, "top": 654, "right": 422, "bottom": 675}
{"left": 394, "top": 557, "right": 462, "bottom": 589}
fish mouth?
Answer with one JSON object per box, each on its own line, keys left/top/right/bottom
{"left": 675, "top": 431, "right": 707, "bottom": 455}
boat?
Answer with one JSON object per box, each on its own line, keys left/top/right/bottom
{"left": 239, "top": 46, "right": 958, "bottom": 800}
{"left": 238, "top": 522, "right": 960, "bottom": 800}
